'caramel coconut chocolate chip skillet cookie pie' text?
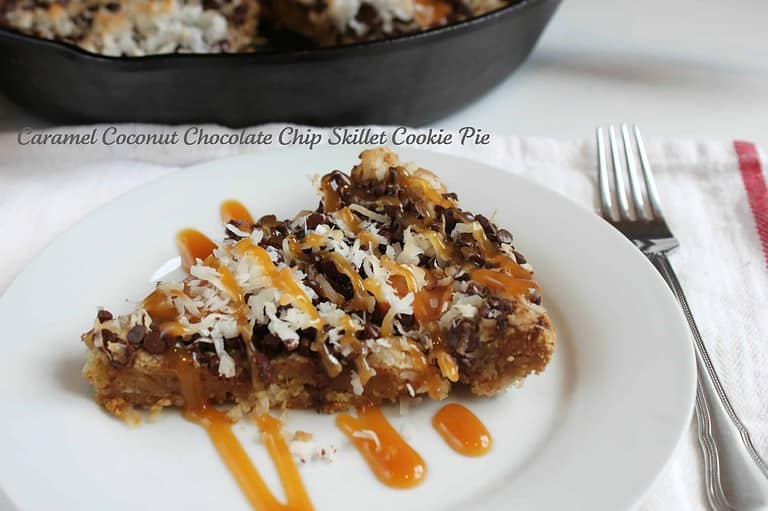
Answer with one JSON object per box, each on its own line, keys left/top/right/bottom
{"left": 81, "top": 147, "right": 556, "bottom": 509}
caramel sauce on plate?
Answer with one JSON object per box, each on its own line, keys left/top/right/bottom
{"left": 337, "top": 406, "right": 427, "bottom": 489}
{"left": 221, "top": 199, "right": 255, "bottom": 225}
{"left": 171, "top": 349, "right": 314, "bottom": 511}
{"left": 177, "top": 228, "right": 217, "bottom": 272}
{"left": 432, "top": 404, "right": 492, "bottom": 457}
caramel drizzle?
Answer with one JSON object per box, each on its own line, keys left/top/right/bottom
{"left": 326, "top": 252, "right": 375, "bottom": 312}
{"left": 432, "top": 403, "right": 492, "bottom": 457}
{"left": 234, "top": 238, "right": 368, "bottom": 380}
{"left": 221, "top": 199, "right": 255, "bottom": 225}
{"left": 337, "top": 406, "right": 427, "bottom": 489}
{"left": 469, "top": 269, "right": 540, "bottom": 300}
{"left": 170, "top": 349, "right": 314, "bottom": 511}
{"left": 235, "top": 238, "right": 322, "bottom": 328}
{"left": 177, "top": 228, "right": 217, "bottom": 272}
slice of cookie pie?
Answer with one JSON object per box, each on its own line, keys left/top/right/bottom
{"left": 82, "top": 147, "right": 555, "bottom": 422}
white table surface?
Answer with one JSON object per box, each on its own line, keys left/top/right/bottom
{"left": 1, "top": 0, "right": 767, "bottom": 146}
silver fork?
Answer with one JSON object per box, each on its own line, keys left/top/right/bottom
{"left": 597, "top": 124, "right": 768, "bottom": 510}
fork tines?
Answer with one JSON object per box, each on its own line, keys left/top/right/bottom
{"left": 596, "top": 124, "right": 664, "bottom": 223}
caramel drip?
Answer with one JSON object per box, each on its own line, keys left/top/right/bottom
{"left": 236, "top": 239, "right": 322, "bottom": 328}
{"left": 364, "top": 257, "right": 418, "bottom": 307}
{"left": 421, "top": 230, "right": 453, "bottom": 262}
{"left": 469, "top": 269, "right": 540, "bottom": 299}
{"left": 432, "top": 403, "right": 492, "bottom": 457}
{"left": 217, "top": 264, "right": 253, "bottom": 342}
{"left": 177, "top": 229, "right": 217, "bottom": 272}
{"left": 336, "top": 207, "right": 361, "bottom": 234}
{"left": 302, "top": 233, "right": 327, "bottom": 249}
{"left": 471, "top": 223, "right": 532, "bottom": 280}
{"left": 142, "top": 288, "right": 179, "bottom": 324}
{"left": 158, "top": 320, "right": 192, "bottom": 338}
{"left": 358, "top": 231, "right": 378, "bottom": 248}
{"left": 320, "top": 173, "right": 346, "bottom": 213}
{"left": 363, "top": 277, "right": 388, "bottom": 305}
{"left": 221, "top": 199, "right": 255, "bottom": 225}
{"left": 333, "top": 206, "right": 381, "bottom": 249}
{"left": 326, "top": 252, "right": 375, "bottom": 312}
{"left": 380, "top": 257, "right": 419, "bottom": 295}
{"left": 337, "top": 406, "right": 427, "bottom": 489}
{"left": 435, "top": 351, "right": 459, "bottom": 382}
{"left": 413, "top": 285, "right": 452, "bottom": 324}
{"left": 412, "top": 278, "right": 455, "bottom": 392}
{"left": 170, "top": 350, "right": 314, "bottom": 511}
{"left": 395, "top": 168, "right": 453, "bottom": 211}
{"left": 256, "top": 414, "right": 315, "bottom": 511}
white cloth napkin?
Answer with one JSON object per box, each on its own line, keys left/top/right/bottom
{"left": 1, "top": 124, "right": 766, "bottom": 510}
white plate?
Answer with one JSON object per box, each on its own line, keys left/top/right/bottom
{"left": 0, "top": 147, "right": 695, "bottom": 511}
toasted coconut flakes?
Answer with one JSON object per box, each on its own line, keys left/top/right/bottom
{"left": 520, "top": 296, "right": 548, "bottom": 315}
{"left": 348, "top": 204, "right": 389, "bottom": 224}
{"left": 451, "top": 222, "right": 476, "bottom": 238}
{"left": 225, "top": 223, "right": 252, "bottom": 238}
{"left": 350, "top": 371, "right": 364, "bottom": 395}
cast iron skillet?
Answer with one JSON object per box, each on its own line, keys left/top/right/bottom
{"left": 0, "top": 0, "right": 560, "bottom": 126}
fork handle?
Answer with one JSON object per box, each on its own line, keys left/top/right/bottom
{"left": 649, "top": 252, "right": 768, "bottom": 510}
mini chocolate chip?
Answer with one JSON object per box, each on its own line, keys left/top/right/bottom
{"left": 486, "top": 296, "right": 509, "bottom": 312}
{"left": 97, "top": 310, "right": 113, "bottom": 323}
{"left": 142, "top": 330, "right": 166, "bottom": 354}
{"left": 261, "top": 333, "right": 282, "bottom": 352}
{"left": 306, "top": 213, "right": 326, "bottom": 230}
{"left": 101, "top": 329, "right": 116, "bottom": 344}
{"left": 373, "top": 181, "right": 388, "bottom": 196}
{"left": 355, "top": 2, "right": 383, "bottom": 32}
{"left": 512, "top": 250, "right": 527, "bottom": 264}
{"left": 383, "top": 204, "right": 399, "bottom": 218}
{"left": 232, "top": 4, "right": 247, "bottom": 26}
{"left": 458, "top": 211, "right": 475, "bottom": 223}
{"left": 497, "top": 229, "right": 513, "bottom": 245}
{"left": 358, "top": 321, "right": 381, "bottom": 340}
{"left": 223, "top": 337, "right": 242, "bottom": 351}
{"left": 398, "top": 314, "right": 415, "bottom": 330}
{"left": 104, "top": 2, "right": 120, "bottom": 11}
{"left": 442, "top": 192, "right": 458, "bottom": 201}
{"left": 414, "top": 201, "right": 429, "bottom": 218}
{"left": 127, "top": 325, "right": 147, "bottom": 345}
{"left": 469, "top": 253, "right": 485, "bottom": 267}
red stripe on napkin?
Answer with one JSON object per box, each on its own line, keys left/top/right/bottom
{"left": 734, "top": 141, "right": 768, "bottom": 269}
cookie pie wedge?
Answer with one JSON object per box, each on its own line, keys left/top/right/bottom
{"left": 82, "top": 147, "right": 555, "bottom": 422}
